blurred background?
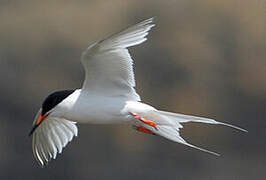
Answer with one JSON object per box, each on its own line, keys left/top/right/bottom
{"left": 0, "top": 0, "right": 265, "bottom": 179}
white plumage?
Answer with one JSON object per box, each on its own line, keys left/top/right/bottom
{"left": 32, "top": 109, "right": 77, "bottom": 166}
{"left": 81, "top": 18, "right": 154, "bottom": 100}
{"left": 30, "top": 18, "right": 246, "bottom": 167}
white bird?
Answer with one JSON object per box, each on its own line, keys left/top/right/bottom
{"left": 29, "top": 18, "right": 247, "bottom": 167}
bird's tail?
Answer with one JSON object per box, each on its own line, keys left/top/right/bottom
{"left": 134, "top": 110, "right": 247, "bottom": 156}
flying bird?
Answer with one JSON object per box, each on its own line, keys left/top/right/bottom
{"left": 29, "top": 18, "right": 247, "bottom": 167}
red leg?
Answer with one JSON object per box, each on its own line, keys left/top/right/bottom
{"left": 136, "top": 127, "right": 154, "bottom": 135}
{"left": 129, "top": 112, "right": 157, "bottom": 129}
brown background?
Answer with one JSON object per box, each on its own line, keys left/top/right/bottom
{"left": 0, "top": 0, "right": 265, "bottom": 179}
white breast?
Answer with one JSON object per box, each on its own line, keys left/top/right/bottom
{"left": 57, "top": 89, "right": 132, "bottom": 124}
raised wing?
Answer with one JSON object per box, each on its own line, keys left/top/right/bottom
{"left": 31, "top": 110, "right": 78, "bottom": 166}
{"left": 81, "top": 18, "right": 155, "bottom": 101}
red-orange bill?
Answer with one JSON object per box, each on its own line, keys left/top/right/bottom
{"left": 29, "top": 114, "right": 49, "bottom": 136}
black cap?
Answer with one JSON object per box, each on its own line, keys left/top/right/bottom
{"left": 41, "top": 90, "right": 75, "bottom": 115}
{"left": 29, "top": 89, "right": 75, "bottom": 136}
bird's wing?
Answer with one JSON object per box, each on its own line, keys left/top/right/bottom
{"left": 31, "top": 114, "right": 78, "bottom": 166}
{"left": 81, "top": 18, "right": 155, "bottom": 101}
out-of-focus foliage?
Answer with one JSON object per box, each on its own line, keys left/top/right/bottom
{"left": 0, "top": 0, "right": 265, "bottom": 179}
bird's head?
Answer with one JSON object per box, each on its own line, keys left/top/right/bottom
{"left": 29, "top": 90, "right": 75, "bottom": 136}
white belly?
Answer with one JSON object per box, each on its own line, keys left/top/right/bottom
{"left": 61, "top": 90, "right": 132, "bottom": 124}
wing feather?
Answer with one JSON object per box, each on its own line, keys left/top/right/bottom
{"left": 61, "top": 119, "right": 78, "bottom": 137}
{"left": 53, "top": 124, "right": 67, "bottom": 148}
{"left": 38, "top": 135, "right": 48, "bottom": 163}
{"left": 43, "top": 123, "right": 57, "bottom": 159}
{"left": 48, "top": 123, "right": 62, "bottom": 153}
{"left": 54, "top": 120, "right": 72, "bottom": 142}
{"left": 37, "top": 132, "right": 49, "bottom": 162}
{"left": 39, "top": 127, "right": 52, "bottom": 158}
{"left": 58, "top": 122, "right": 72, "bottom": 140}
{"left": 81, "top": 18, "right": 155, "bottom": 100}
{"left": 31, "top": 117, "right": 78, "bottom": 166}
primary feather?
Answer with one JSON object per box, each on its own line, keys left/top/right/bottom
{"left": 81, "top": 18, "right": 155, "bottom": 100}
{"left": 32, "top": 114, "right": 78, "bottom": 166}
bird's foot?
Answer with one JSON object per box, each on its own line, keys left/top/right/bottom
{"left": 133, "top": 125, "right": 155, "bottom": 135}
{"left": 129, "top": 112, "right": 158, "bottom": 130}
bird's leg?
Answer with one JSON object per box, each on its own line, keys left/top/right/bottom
{"left": 129, "top": 112, "right": 158, "bottom": 130}
{"left": 132, "top": 125, "right": 155, "bottom": 135}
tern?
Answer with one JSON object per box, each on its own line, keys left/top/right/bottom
{"left": 29, "top": 18, "right": 247, "bottom": 167}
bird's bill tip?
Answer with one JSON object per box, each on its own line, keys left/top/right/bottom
{"left": 29, "top": 124, "right": 38, "bottom": 136}
{"left": 29, "top": 114, "right": 49, "bottom": 136}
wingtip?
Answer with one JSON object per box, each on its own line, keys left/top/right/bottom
{"left": 138, "top": 17, "right": 156, "bottom": 26}
{"left": 144, "top": 17, "right": 155, "bottom": 22}
{"left": 149, "top": 17, "right": 155, "bottom": 22}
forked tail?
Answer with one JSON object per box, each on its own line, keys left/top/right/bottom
{"left": 159, "top": 111, "right": 247, "bottom": 132}
{"left": 156, "top": 110, "right": 247, "bottom": 156}
{"left": 132, "top": 110, "right": 247, "bottom": 156}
